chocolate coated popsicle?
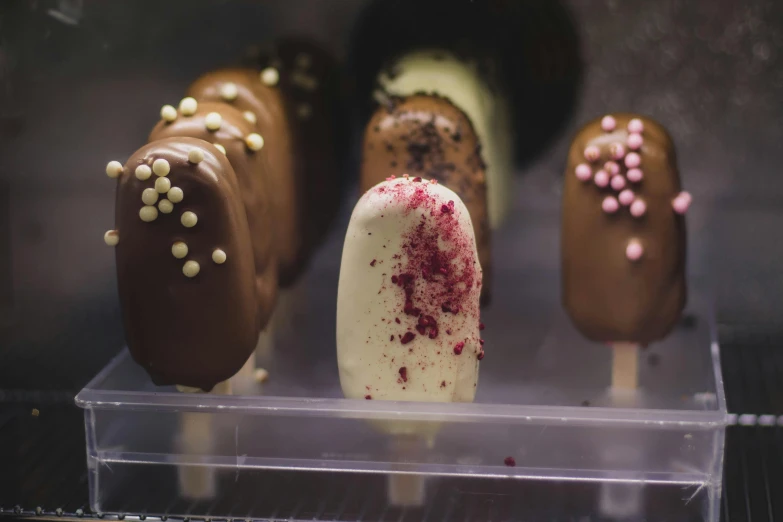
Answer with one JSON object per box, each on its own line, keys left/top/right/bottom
{"left": 562, "top": 114, "right": 691, "bottom": 345}
{"left": 149, "top": 99, "right": 277, "bottom": 328}
{"left": 361, "top": 94, "right": 491, "bottom": 301}
{"left": 109, "top": 138, "right": 259, "bottom": 391}
{"left": 186, "top": 70, "right": 302, "bottom": 285}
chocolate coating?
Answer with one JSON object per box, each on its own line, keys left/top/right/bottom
{"left": 186, "top": 69, "right": 302, "bottom": 286}
{"left": 360, "top": 94, "right": 491, "bottom": 301}
{"left": 258, "top": 39, "right": 343, "bottom": 262}
{"left": 116, "top": 138, "right": 258, "bottom": 391}
{"left": 562, "top": 114, "right": 686, "bottom": 344}
{"left": 149, "top": 101, "right": 277, "bottom": 327}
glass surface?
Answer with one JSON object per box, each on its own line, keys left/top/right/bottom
{"left": 76, "top": 249, "right": 727, "bottom": 521}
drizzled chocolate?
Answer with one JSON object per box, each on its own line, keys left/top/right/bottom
{"left": 186, "top": 70, "right": 301, "bottom": 286}
{"left": 149, "top": 101, "right": 277, "bottom": 327}
{"left": 562, "top": 114, "right": 689, "bottom": 344}
{"left": 115, "top": 138, "right": 259, "bottom": 391}
{"left": 361, "top": 94, "right": 491, "bottom": 302}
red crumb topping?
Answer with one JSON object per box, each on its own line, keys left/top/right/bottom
{"left": 478, "top": 350, "right": 485, "bottom": 360}
{"left": 395, "top": 318, "right": 401, "bottom": 324}
{"left": 504, "top": 457, "right": 516, "bottom": 467}
{"left": 440, "top": 381, "right": 446, "bottom": 388}
{"left": 479, "top": 322, "right": 485, "bottom": 330}
{"left": 370, "top": 259, "right": 377, "bottom": 267}
{"left": 399, "top": 367, "right": 408, "bottom": 382}
{"left": 454, "top": 342, "right": 464, "bottom": 355}
{"left": 365, "top": 395, "right": 372, "bottom": 400}
{"left": 479, "top": 339, "right": 485, "bottom": 345}
{"left": 412, "top": 176, "right": 422, "bottom": 182}
{"left": 400, "top": 332, "right": 416, "bottom": 344}
{"left": 390, "top": 335, "right": 394, "bottom": 341}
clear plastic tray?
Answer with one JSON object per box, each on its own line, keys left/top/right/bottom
{"left": 76, "top": 257, "right": 727, "bottom": 521}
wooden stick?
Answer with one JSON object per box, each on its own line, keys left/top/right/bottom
{"left": 177, "top": 380, "right": 231, "bottom": 499}
{"left": 611, "top": 342, "right": 639, "bottom": 390}
{"left": 387, "top": 436, "right": 426, "bottom": 507}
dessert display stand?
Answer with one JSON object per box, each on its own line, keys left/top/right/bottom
{"left": 76, "top": 260, "right": 726, "bottom": 521}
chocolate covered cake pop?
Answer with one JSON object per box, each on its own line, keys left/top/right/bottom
{"left": 562, "top": 114, "right": 689, "bottom": 346}
{"left": 108, "top": 138, "right": 259, "bottom": 391}
{"left": 361, "top": 94, "right": 491, "bottom": 301}
{"left": 149, "top": 99, "right": 277, "bottom": 325}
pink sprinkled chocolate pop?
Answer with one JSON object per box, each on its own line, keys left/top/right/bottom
{"left": 562, "top": 113, "right": 689, "bottom": 392}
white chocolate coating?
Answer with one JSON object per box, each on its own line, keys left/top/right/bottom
{"left": 379, "top": 50, "right": 513, "bottom": 228}
{"left": 337, "top": 178, "right": 482, "bottom": 403}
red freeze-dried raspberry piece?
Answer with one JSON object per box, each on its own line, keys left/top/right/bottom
{"left": 478, "top": 350, "right": 485, "bottom": 360}
{"left": 400, "top": 332, "right": 416, "bottom": 344}
{"left": 504, "top": 457, "right": 516, "bottom": 467}
{"left": 454, "top": 342, "right": 464, "bottom": 355}
{"left": 365, "top": 395, "right": 372, "bottom": 400}
{"left": 370, "top": 259, "right": 377, "bottom": 267}
{"left": 399, "top": 367, "right": 408, "bottom": 382}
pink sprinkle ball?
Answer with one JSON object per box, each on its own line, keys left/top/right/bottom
{"left": 601, "top": 115, "right": 617, "bottom": 132}
{"left": 625, "top": 152, "right": 641, "bottom": 168}
{"left": 627, "top": 118, "right": 644, "bottom": 134}
{"left": 584, "top": 145, "right": 600, "bottom": 162}
{"left": 627, "top": 133, "right": 643, "bottom": 150}
{"left": 610, "top": 175, "right": 626, "bottom": 191}
{"left": 626, "top": 240, "right": 644, "bottom": 261}
{"left": 610, "top": 142, "right": 626, "bottom": 160}
{"left": 575, "top": 163, "right": 592, "bottom": 181}
{"left": 594, "top": 170, "right": 610, "bottom": 187}
{"left": 630, "top": 199, "right": 647, "bottom": 217}
{"left": 619, "top": 189, "right": 635, "bottom": 206}
{"left": 602, "top": 196, "right": 619, "bottom": 213}
{"left": 604, "top": 161, "right": 620, "bottom": 175}
{"left": 627, "top": 168, "right": 643, "bottom": 183}
{"left": 672, "top": 191, "right": 692, "bottom": 214}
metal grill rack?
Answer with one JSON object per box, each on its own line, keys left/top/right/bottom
{"left": 0, "top": 326, "right": 780, "bottom": 521}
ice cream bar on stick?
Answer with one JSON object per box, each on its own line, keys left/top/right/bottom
{"left": 378, "top": 50, "right": 513, "bottom": 229}
{"left": 561, "top": 114, "right": 689, "bottom": 390}
{"left": 338, "top": 176, "right": 484, "bottom": 402}
{"left": 186, "top": 70, "right": 303, "bottom": 286}
{"left": 105, "top": 138, "right": 268, "bottom": 498}
{"left": 337, "top": 176, "right": 484, "bottom": 505}
{"left": 361, "top": 93, "right": 492, "bottom": 303}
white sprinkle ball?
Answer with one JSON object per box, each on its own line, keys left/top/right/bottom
{"left": 243, "top": 111, "right": 257, "bottom": 124}
{"left": 212, "top": 249, "right": 227, "bottom": 264}
{"left": 245, "top": 133, "right": 264, "bottom": 151}
{"left": 105, "top": 161, "right": 123, "bottom": 179}
{"left": 179, "top": 97, "right": 198, "bottom": 116}
{"left": 160, "top": 105, "right": 178, "bottom": 122}
{"left": 103, "top": 230, "right": 119, "bottom": 246}
{"left": 158, "top": 199, "right": 174, "bottom": 214}
{"left": 205, "top": 112, "right": 222, "bottom": 131}
{"left": 260, "top": 67, "right": 280, "bottom": 86}
{"left": 141, "top": 188, "right": 159, "bottom": 205}
{"left": 139, "top": 206, "right": 158, "bottom": 222}
{"left": 152, "top": 158, "right": 170, "bottom": 177}
{"left": 220, "top": 82, "right": 238, "bottom": 101}
{"left": 213, "top": 143, "right": 227, "bottom": 155}
{"left": 182, "top": 260, "right": 200, "bottom": 278}
{"left": 167, "top": 186, "right": 184, "bottom": 203}
{"left": 171, "top": 241, "right": 188, "bottom": 259}
{"left": 135, "top": 165, "right": 152, "bottom": 181}
{"left": 188, "top": 148, "right": 204, "bottom": 164}
{"left": 155, "top": 177, "right": 171, "bottom": 194}
{"left": 181, "top": 211, "right": 198, "bottom": 228}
